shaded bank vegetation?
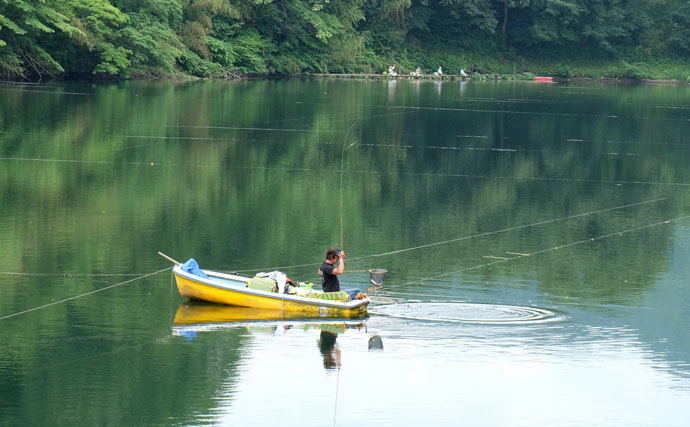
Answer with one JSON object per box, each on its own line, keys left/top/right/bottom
{"left": 2, "top": 0, "right": 690, "bottom": 80}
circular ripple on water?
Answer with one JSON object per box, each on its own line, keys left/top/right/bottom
{"left": 371, "top": 302, "right": 557, "bottom": 324}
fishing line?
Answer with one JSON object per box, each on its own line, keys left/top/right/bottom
{"left": 224, "top": 166, "right": 690, "bottom": 188}
{"left": 333, "top": 364, "right": 340, "bottom": 426}
{"left": 262, "top": 110, "right": 358, "bottom": 125}
{"left": 127, "top": 128, "right": 686, "bottom": 151}
{"left": 112, "top": 135, "right": 273, "bottom": 152}
{"left": 268, "top": 88, "right": 451, "bottom": 127}
{"left": 458, "top": 136, "right": 688, "bottom": 148}
{"left": 327, "top": 101, "right": 690, "bottom": 124}
{"left": 165, "top": 124, "right": 344, "bottom": 133}
{"left": 350, "top": 198, "right": 667, "bottom": 261}
{"left": 605, "top": 139, "right": 690, "bottom": 147}
{"left": 329, "top": 110, "right": 413, "bottom": 125}
{"left": 453, "top": 95, "right": 684, "bottom": 110}
{"left": 0, "top": 87, "right": 94, "bottom": 96}
{"left": 110, "top": 136, "right": 686, "bottom": 159}
{"left": 361, "top": 142, "right": 655, "bottom": 158}
{"left": 0, "top": 157, "right": 157, "bottom": 166}
{"left": 102, "top": 142, "right": 163, "bottom": 152}
{"left": 230, "top": 198, "right": 666, "bottom": 273}
{"left": 124, "top": 135, "right": 275, "bottom": 143}
{"left": 291, "top": 102, "right": 622, "bottom": 119}
{"left": 4, "top": 156, "right": 690, "bottom": 187}
{"left": 0, "top": 271, "right": 159, "bottom": 277}
{"left": 346, "top": 167, "right": 690, "bottom": 187}
{"left": 376, "top": 289, "right": 472, "bottom": 300}
{"left": 491, "top": 175, "right": 690, "bottom": 187}
{"left": 340, "top": 124, "right": 358, "bottom": 248}
{"left": 0, "top": 81, "right": 52, "bottom": 86}
{"left": 457, "top": 134, "right": 490, "bottom": 139}
{"left": 0, "top": 267, "right": 172, "bottom": 321}
{"left": 655, "top": 105, "right": 690, "bottom": 110}
{"left": 325, "top": 139, "right": 683, "bottom": 158}
{"left": 384, "top": 214, "right": 690, "bottom": 290}
{"left": 262, "top": 93, "right": 457, "bottom": 134}
{"left": 161, "top": 112, "right": 410, "bottom": 137}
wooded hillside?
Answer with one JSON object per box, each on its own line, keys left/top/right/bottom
{"left": 2, "top": 0, "right": 690, "bottom": 80}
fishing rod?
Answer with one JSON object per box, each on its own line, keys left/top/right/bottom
{"left": 340, "top": 123, "right": 357, "bottom": 249}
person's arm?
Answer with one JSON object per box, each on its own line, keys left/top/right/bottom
{"left": 333, "top": 251, "right": 345, "bottom": 275}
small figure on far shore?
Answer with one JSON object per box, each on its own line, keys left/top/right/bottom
{"left": 434, "top": 66, "right": 443, "bottom": 76}
{"left": 388, "top": 65, "right": 397, "bottom": 76}
{"left": 460, "top": 69, "right": 467, "bottom": 77}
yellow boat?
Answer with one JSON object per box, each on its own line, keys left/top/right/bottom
{"left": 172, "top": 263, "right": 370, "bottom": 317}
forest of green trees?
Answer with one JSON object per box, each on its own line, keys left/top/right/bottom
{"left": 2, "top": 0, "right": 690, "bottom": 80}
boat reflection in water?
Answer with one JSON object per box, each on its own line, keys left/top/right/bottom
{"left": 173, "top": 301, "right": 379, "bottom": 370}
{"left": 172, "top": 301, "right": 370, "bottom": 342}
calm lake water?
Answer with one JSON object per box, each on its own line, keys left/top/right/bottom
{"left": 1, "top": 78, "right": 690, "bottom": 426}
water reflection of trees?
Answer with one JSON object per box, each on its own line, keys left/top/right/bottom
{"left": 1, "top": 79, "right": 689, "bottom": 424}
{"left": 1, "top": 80, "right": 686, "bottom": 302}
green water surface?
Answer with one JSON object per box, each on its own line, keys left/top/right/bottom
{"left": 1, "top": 79, "right": 689, "bottom": 426}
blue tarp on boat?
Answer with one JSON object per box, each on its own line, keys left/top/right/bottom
{"left": 181, "top": 258, "right": 209, "bottom": 278}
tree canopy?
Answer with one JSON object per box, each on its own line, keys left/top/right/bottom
{"left": 0, "top": 0, "right": 688, "bottom": 79}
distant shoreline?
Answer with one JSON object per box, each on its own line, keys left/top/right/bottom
{"left": 302, "top": 73, "right": 688, "bottom": 85}
{"left": 2, "top": 74, "right": 687, "bottom": 86}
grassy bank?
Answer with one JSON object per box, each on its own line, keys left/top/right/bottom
{"left": 362, "top": 41, "right": 690, "bottom": 83}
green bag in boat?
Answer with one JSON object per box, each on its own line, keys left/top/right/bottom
{"left": 247, "top": 277, "right": 277, "bottom": 292}
{"left": 317, "top": 291, "right": 349, "bottom": 301}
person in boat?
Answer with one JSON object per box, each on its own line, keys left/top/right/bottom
{"left": 388, "top": 65, "right": 397, "bottom": 76}
{"left": 318, "top": 247, "right": 365, "bottom": 300}
{"left": 434, "top": 66, "right": 443, "bottom": 76}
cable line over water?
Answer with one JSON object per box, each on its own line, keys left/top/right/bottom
{"left": 3, "top": 155, "right": 690, "bottom": 187}
{"left": 165, "top": 124, "right": 345, "bottom": 133}
{"left": 292, "top": 99, "right": 690, "bottom": 123}
{"left": 0, "top": 271, "right": 159, "bottom": 277}
{"left": 122, "top": 132, "right": 688, "bottom": 150}
{"left": 384, "top": 214, "right": 690, "bottom": 291}
{"left": 0, "top": 267, "right": 172, "bottom": 322}
{"left": 230, "top": 197, "right": 667, "bottom": 273}
{"left": 2, "top": 198, "right": 664, "bottom": 281}
{"left": 348, "top": 197, "right": 668, "bottom": 260}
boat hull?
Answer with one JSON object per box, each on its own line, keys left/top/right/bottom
{"left": 173, "top": 266, "right": 369, "bottom": 317}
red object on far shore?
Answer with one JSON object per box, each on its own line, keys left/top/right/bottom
{"left": 534, "top": 76, "right": 554, "bottom": 82}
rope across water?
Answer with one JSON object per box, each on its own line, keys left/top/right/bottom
{"left": 229, "top": 197, "right": 668, "bottom": 273}
{"left": 384, "top": 214, "right": 690, "bottom": 291}
{"left": 0, "top": 267, "right": 172, "bottom": 321}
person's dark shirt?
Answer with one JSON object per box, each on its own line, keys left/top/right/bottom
{"left": 320, "top": 260, "right": 339, "bottom": 292}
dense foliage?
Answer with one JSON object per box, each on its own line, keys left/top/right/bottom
{"left": 1, "top": 0, "right": 690, "bottom": 79}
